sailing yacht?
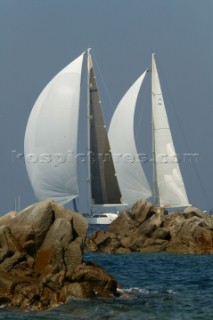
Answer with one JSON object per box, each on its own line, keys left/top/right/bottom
{"left": 24, "top": 49, "right": 125, "bottom": 224}
{"left": 108, "top": 53, "right": 190, "bottom": 208}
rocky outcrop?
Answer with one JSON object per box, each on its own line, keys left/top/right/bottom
{"left": 0, "top": 200, "right": 119, "bottom": 310}
{"left": 85, "top": 199, "right": 213, "bottom": 254}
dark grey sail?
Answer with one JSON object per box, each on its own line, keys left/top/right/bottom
{"left": 88, "top": 53, "right": 122, "bottom": 205}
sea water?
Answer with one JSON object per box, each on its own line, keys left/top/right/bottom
{"left": 1, "top": 227, "right": 213, "bottom": 319}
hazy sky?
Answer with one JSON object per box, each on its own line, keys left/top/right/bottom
{"left": 0, "top": 0, "right": 213, "bottom": 214}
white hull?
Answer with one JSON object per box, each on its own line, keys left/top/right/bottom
{"left": 83, "top": 213, "right": 119, "bottom": 225}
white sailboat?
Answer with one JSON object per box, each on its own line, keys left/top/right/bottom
{"left": 24, "top": 49, "right": 125, "bottom": 224}
{"left": 108, "top": 53, "right": 190, "bottom": 208}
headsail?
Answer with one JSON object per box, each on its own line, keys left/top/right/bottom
{"left": 87, "top": 51, "right": 122, "bottom": 206}
{"left": 108, "top": 71, "right": 152, "bottom": 206}
{"left": 24, "top": 53, "right": 84, "bottom": 204}
{"left": 152, "top": 53, "right": 190, "bottom": 207}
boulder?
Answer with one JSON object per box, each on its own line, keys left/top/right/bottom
{"left": 0, "top": 200, "right": 119, "bottom": 310}
{"left": 0, "top": 211, "right": 17, "bottom": 226}
{"left": 130, "top": 199, "right": 153, "bottom": 223}
{"left": 86, "top": 200, "right": 213, "bottom": 254}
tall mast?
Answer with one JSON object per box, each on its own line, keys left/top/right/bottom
{"left": 151, "top": 53, "right": 159, "bottom": 206}
{"left": 87, "top": 48, "right": 92, "bottom": 213}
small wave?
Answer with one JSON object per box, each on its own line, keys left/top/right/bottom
{"left": 117, "top": 287, "right": 177, "bottom": 297}
{"left": 166, "top": 289, "right": 177, "bottom": 295}
{"left": 66, "top": 296, "right": 89, "bottom": 302}
{"left": 117, "top": 287, "right": 150, "bottom": 294}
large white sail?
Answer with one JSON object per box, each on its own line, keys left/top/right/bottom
{"left": 108, "top": 71, "right": 152, "bottom": 206}
{"left": 152, "top": 53, "right": 190, "bottom": 207}
{"left": 24, "top": 53, "right": 84, "bottom": 204}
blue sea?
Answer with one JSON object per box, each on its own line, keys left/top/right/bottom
{"left": 1, "top": 225, "right": 213, "bottom": 319}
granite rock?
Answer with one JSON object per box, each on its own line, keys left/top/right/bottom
{"left": 0, "top": 200, "right": 119, "bottom": 310}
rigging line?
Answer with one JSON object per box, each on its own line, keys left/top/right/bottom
{"left": 135, "top": 69, "right": 150, "bottom": 140}
{"left": 91, "top": 51, "right": 115, "bottom": 123}
{"left": 154, "top": 56, "right": 189, "bottom": 150}
{"left": 156, "top": 56, "right": 210, "bottom": 207}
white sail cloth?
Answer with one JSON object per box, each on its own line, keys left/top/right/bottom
{"left": 152, "top": 54, "right": 190, "bottom": 207}
{"left": 24, "top": 53, "right": 84, "bottom": 204}
{"left": 108, "top": 71, "right": 152, "bottom": 206}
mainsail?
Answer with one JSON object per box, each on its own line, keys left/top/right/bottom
{"left": 152, "top": 53, "right": 190, "bottom": 207}
{"left": 87, "top": 50, "right": 122, "bottom": 206}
